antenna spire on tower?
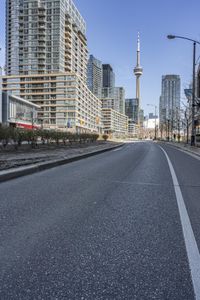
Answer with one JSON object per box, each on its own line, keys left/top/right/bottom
{"left": 137, "top": 32, "right": 140, "bottom": 52}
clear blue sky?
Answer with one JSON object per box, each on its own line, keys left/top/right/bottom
{"left": 1, "top": 0, "right": 200, "bottom": 115}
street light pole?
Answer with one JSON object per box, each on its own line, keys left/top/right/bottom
{"left": 167, "top": 119, "right": 170, "bottom": 141}
{"left": 154, "top": 106, "right": 157, "bottom": 140}
{"left": 191, "top": 42, "right": 196, "bottom": 146}
{"left": 167, "top": 34, "right": 200, "bottom": 146}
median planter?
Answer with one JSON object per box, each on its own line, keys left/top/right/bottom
{"left": 0, "top": 127, "right": 100, "bottom": 152}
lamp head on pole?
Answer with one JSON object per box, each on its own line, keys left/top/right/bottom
{"left": 167, "top": 35, "right": 176, "bottom": 40}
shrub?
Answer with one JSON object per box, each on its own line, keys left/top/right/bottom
{"left": 0, "top": 126, "right": 13, "bottom": 148}
{"left": 102, "top": 134, "right": 109, "bottom": 141}
{"left": 0, "top": 127, "right": 100, "bottom": 150}
{"left": 91, "top": 134, "right": 99, "bottom": 142}
{"left": 10, "top": 128, "right": 27, "bottom": 149}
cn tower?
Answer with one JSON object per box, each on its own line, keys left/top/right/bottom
{"left": 134, "top": 33, "right": 143, "bottom": 123}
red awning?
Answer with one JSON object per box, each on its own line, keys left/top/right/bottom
{"left": 16, "top": 123, "right": 40, "bottom": 129}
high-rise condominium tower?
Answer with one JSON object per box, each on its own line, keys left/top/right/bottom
{"left": 87, "top": 55, "right": 102, "bottom": 99}
{"left": 115, "top": 87, "right": 125, "bottom": 115}
{"left": 6, "top": 0, "right": 87, "bottom": 81}
{"left": 3, "top": 0, "right": 102, "bottom": 132}
{"left": 160, "top": 74, "right": 181, "bottom": 130}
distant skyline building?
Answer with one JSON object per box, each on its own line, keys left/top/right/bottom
{"left": 115, "top": 87, "right": 125, "bottom": 115}
{"left": 125, "top": 98, "right": 139, "bottom": 136}
{"left": 102, "top": 64, "right": 115, "bottom": 88}
{"left": 102, "top": 86, "right": 125, "bottom": 115}
{"left": 144, "top": 113, "right": 159, "bottom": 130}
{"left": 125, "top": 98, "right": 139, "bottom": 123}
{"left": 160, "top": 74, "right": 181, "bottom": 133}
{"left": 133, "top": 33, "right": 143, "bottom": 122}
{"left": 87, "top": 55, "right": 102, "bottom": 99}
{"left": 101, "top": 63, "right": 125, "bottom": 115}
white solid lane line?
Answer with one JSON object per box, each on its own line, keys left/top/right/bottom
{"left": 174, "top": 147, "right": 200, "bottom": 161}
{"left": 159, "top": 146, "right": 200, "bottom": 300}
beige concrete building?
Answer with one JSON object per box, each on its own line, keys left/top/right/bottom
{"left": 2, "top": 73, "right": 102, "bottom": 132}
{"left": 102, "top": 108, "right": 128, "bottom": 137}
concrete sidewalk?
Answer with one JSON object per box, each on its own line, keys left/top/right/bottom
{"left": 0, "top": 142, "right": 124, "bottom": 183}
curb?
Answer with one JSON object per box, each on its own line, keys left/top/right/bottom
{"left": 0, "top": 144, "right": 124, "bottom": 183}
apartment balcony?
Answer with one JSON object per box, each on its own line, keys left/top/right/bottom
{"left": 38, "top": 67, "right": 46, "bottom": 71}
{"left": 65, "top": 36, "right": 71, "bottom": 43}
{"left": 65, "top": 31, "right": 72, "bottom": 38}
{"left": 66, "top": 43, "right": 72, "bottom": 49}
{"left": 65, "top": 52, "right": 71, "bottom": 59}
{"left": 38, "top": 15, "right": 46, "bottom": 21}
{"left": 65, "top": 48, "right": 71, "bottom": 54}
{"left": 65, "top": 18, "right": 71, "bottom": 25}
{"left": 38, "top": 32, "right": 46, "bottom": 38}
{"left": 38, "top": 53, "right": 46, "bottom": 58}
{"left": 65, "top": 61, "right": 71, "bottom": 67}
{"left": 38, "top": 6, "right": 45, "bottom": 12}
{"left": 65, "top": 67, "right": 71, "bottom": 72}
{"left": 38, "top": 62, "right": 45, "bottom": 67}
{"left": 38, "top": 41, "right": 46, "bottom": 46}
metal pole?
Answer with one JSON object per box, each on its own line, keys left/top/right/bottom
{"left": 191, "top": 42, "right": 196, "bottom": 146}
{"left": 178, "top": 110, "right": 180, "bottom": 142}
{"left": 171, "top": 95, "right": 174, "bottom": 141}
{"left": 154, "top": 106, "right": 157, "bottom": 140}
{"left": 167, "top": 119, "right": 170, "bottom": 141}
{"left": 31, "top": 110, "right": 34, "bottom": 129}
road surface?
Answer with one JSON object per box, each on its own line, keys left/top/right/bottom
{"left": 0, "top": 142, "right": 200, "bottom": 299}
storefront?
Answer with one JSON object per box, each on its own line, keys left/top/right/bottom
{"left": 2, "top": 92, "right": 40, "bottom": 129}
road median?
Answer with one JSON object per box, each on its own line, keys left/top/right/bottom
{"left": 0, "top": 143, "right": 124, "bottom": 183}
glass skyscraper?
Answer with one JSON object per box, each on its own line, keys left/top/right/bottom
{"left": 102, "top": 64, "right": 115, "bottom": 88}
{"left": 125, "top": 98, "right": 139, "bottom": 123}
{"left": 87, "top": 55, "right": 102, "bottom": 99}
{"left": 160, "top": 75, "right": 181, "bottom": 129}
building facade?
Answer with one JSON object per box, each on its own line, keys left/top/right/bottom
{"left": 6, "top": 0, "right": 87, "bottom": 80}
{"left": 160, "top": 75, "right": 181, "bottom": 135}
{"left": 101, "top": 63, "right": 126, "bottom": 123}
{"left": 87, "top": 55, "right": 102, "bottom": 99}
{"left": 2, "top": 92, "right": 40, "bottom": 129}
{"left": 102, "top": 64, "right": 115, "bottom": 88}
{"left": 101, "top": 87, "right": 125, "bottom": 115}
{"left": 115, "top": 87, "right": 125, "bottom": 115}
{"left": 2, "top": 73, "right": 102, "bottom": 132}
{"left": 102, "top": 108, "right": 128, "bottom": 137}
{"left": 144, "top": 113, "right": 159, "bottom": 129}
{"left": 125, "top": 98, "right": 139, "bottom": 123}
{"left": 4, "top": 0, "right": 102, "bottom": 133}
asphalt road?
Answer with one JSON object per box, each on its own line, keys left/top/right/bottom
{"left": 0, "top": 141, "right": 200, "bottom": 300}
